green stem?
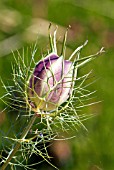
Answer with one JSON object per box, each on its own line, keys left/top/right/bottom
{"left": 1, "top": 114, "right": 37, "bottom": 170}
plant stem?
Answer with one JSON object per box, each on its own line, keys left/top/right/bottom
{"left": 1, "top": 114, "right": 37, "bottom": 170}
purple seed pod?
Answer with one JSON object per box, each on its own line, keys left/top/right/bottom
{"left": 28, "top": 53, "right": 73, "bottom": 111}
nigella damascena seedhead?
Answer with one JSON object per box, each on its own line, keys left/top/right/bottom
{"left": 27, "top": 25, "right": 104, "bottom": 113}
{"left": 29, "top": 53, "right": 73, "bottom": 111}
{"left": 28, "top": 53, "right": 73, "bottom": 111}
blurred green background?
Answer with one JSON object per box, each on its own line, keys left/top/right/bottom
{"left": 0, "top": 0, "right": 114, "bottom": 169}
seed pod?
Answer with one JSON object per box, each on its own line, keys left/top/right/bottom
{"left": 28, "top": 53, "right": 73, "bottom": 111}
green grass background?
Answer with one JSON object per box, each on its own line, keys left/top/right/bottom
{"left": 0, "top": 0, "right": 114, "bottom": 169}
